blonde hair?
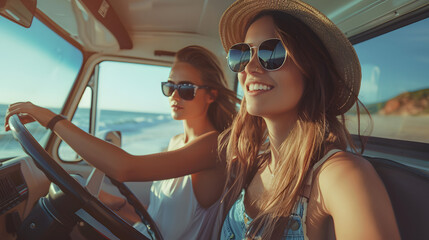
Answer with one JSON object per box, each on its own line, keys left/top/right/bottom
{"left": 175, "top": 45, "right": 239, "bottom": 132}
{"left": 220, "top": 11, "right": 369, "bottom": 239}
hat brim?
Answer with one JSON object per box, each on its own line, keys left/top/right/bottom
{"left": 219, "top": 0, "right": 361, "bottom": 114}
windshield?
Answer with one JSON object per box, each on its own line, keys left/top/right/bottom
{"left": 0, "top": 17, "right": 83, "bottom": 160}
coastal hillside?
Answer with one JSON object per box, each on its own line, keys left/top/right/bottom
{"left": 360, "top": 88, "right": 429, "bottom": 115}
{"left": 378, "top": 88, "right": 429, "bottom": 115}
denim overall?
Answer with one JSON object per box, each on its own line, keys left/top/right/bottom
{"left": 221, "top": 189, "right": 307, "bottom": 240}
{"left": 220, "top": 149, "right": 341, "bottom": 240}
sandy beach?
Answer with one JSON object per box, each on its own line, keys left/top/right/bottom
{"left": 345, "top": 114, "right": 429, "bottom": 143}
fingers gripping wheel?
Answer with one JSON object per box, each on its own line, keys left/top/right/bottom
{"left": 8, "top": 115, "right": 162, "bottom": 240}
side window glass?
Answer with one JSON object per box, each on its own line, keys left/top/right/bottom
{"left": 58, "top": 87, "right": 92, "bottom": 161}
{"left": 348, "top": 17, "right": 429, "bottom": 144}
{"left": 96, "top": 61, "right": 182, "bottom": 155}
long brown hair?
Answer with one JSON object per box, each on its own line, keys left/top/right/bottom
{"left": 220, "top": 11, "right": 369, "bottom": 239}
{"left": 175, "top": 45, "right": 240, "bottom": 132}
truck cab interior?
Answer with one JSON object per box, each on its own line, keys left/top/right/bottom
{"left": 0, "top": 0, "right": 428, "bottom": 239}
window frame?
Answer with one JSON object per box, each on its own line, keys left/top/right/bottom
{"left": 53, "top": 57, "right": 182, "bottom": 162}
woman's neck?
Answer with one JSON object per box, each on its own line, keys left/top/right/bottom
{"left": 182, "top": 116, "right": 215, "bottom": 143}
{"left": 264, "top": 112, "right": 298, "bottom": 165}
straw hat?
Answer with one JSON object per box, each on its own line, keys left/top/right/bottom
{"left": 219, "top": 0, "right": 361, "bottom": 115}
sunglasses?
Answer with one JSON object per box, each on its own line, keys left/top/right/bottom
{"left": 227, "top": 38, "right": 287, "bottom": 72}
{"left": 161, "top": 82, "right": 210, "bottom": 100}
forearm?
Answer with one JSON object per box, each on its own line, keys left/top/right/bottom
{"left": 5, "top": 102, "right": 130, "bottom": 181}
{"left": 52, "top": 119, "right": 221, "bottom": 181}
{"left": 125, "top": 131, "right": 220, "bottom": 181}
{"left": 52, "top": 119, "right": 131, "bottom": 181}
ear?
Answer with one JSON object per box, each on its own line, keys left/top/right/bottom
{"left": 207, "top": 89, "right": 218, "bottom": 104}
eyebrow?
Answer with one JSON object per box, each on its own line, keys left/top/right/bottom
{"left": 167, "top": 79, "right": 194, "bottom": 85}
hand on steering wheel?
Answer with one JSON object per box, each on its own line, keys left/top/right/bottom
{"left": 8, "top": 114, "right": 163, "bottom": 240}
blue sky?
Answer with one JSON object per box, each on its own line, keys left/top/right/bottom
{"left": 1, "top": 15, "right": 428, "bottom": 113}
{"left": 355, "top": 17, "right": 429, "bottom": 104}
{"left": 0, "top": 17, "right": 172, "bottom": 113}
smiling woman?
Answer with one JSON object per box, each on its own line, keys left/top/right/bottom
{"left": 218, "top": 1, "right": 400, "bottom": 239}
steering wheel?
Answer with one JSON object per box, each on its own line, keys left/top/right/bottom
{"left": 9, "top": 114, "right": 163, "bottom": 240}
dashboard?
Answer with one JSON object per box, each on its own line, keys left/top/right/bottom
{"left": 0, "top": 163, "right": 28, "bottom": 216}
{"left": 0, "top": 157, "right": 50, "bottom": 240}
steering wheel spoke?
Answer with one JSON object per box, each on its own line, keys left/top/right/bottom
{"left": 85, "top": 168, "right": 105, "bottom": 197}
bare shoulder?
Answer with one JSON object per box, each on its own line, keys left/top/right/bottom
{"left": 169, "top": 131, "right": 219, "bottom": 152}
{"left": 315, "top": 151, "right": 383, "bottom": 210}
{"left": 183, "top": 130, "right": 219, "bottom": 147}
{"left": 318, "top": 151, "right": 376, "bottom": 182}
{"left": 168, "top": 133, "right": 184, "bottom": 151}
{"left": 315, "top": 151, "right": 400, "bottom": 239}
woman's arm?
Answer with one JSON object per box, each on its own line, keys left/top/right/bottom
{"left": 5, "top": 102, "right": 220, "bottom": 182}
{"left": 125, "top": 131, "right": 220, "bottom": 181}
{"left": 318, "top": 152, "right": 400, "bottom": 240}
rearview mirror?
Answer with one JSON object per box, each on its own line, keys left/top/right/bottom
{"left": 104, "top": 131, "right": 122, "bottom": 148}
{"left": 0, "top": 0, "right": 37, "bottom": 28}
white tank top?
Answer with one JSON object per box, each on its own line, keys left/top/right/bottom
{"left": 133, "top": 176, "right": 221, "bottom": 240}
{"left": 134, "top": 134, "right": 222, "bottom": 239}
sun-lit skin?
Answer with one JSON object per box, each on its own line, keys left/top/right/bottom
{"left": 239, "top": 16, "right": 305, "bottom": 150}
{"left": 168, "top": 61, "right": 216, "bottom": 143}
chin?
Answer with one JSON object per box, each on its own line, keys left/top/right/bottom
{"left": 246, "top": 108, "right": 266, "bottom": 117}
{"left": 171, "top": 113, "right": 183, "bottom": 120}
{"left": 246, "top": 103, "right": 268, "bottom": 117}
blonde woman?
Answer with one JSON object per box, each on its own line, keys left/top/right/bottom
{"left": 218, "top": 0, "right": 400, "bottom": 239}
{"left": 5, "top": 46, "right": 239, "bottom": 239}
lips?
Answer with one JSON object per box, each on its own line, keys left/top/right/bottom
{"left": 171, "top": 104, "right": 183, "bottom": 111}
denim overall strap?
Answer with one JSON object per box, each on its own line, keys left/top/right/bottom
{"left": 301, "top": 149, "right": 342, "bottom": 240}
{"left": 302, "top": 149, "right": 342, "bottom": 199}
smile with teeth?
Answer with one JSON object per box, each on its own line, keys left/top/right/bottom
{"left": 247, "top": 83, "right": 273, "bottom": 92}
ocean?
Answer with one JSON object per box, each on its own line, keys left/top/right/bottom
{"left": 0, "top": 104, "right": 183, "bottom": 160}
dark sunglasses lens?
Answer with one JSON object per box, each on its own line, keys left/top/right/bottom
{"left": 162, "top": 83, "right": 175, "bottom": 97}
{"left": 258, "top": 39, "right": 286, "bottom": 70}
{"left": 178, "top": 85, "right": 196, "bottom": 100}
{"left": 228, "top": 44, "right": 251, "bottom": 72}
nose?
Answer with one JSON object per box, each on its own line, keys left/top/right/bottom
{"left": 170, "top": 88, "right": 180, "bottom": 100}
{"left": 244, "top": 47, "right": 262, "bottom": 74}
